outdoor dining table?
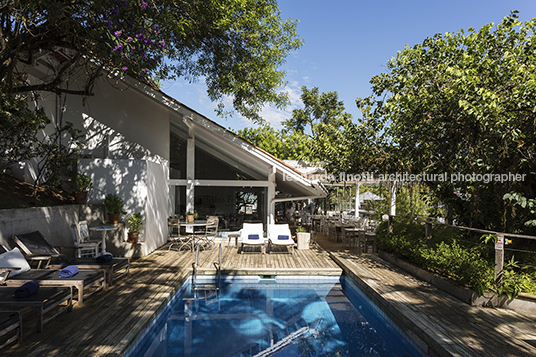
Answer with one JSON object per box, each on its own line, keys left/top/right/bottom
{"left": 179, "top": 220, "right": 209, "bottom": 252}
{"left": 343, "top": 227, "right": 365, "bottom": 250}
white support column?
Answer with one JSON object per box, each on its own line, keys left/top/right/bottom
{"left": 267, "top": 166, "right": 277, "bottom": 234}
{"left": 355, "top": 183, "right": 361, "bottom": 218}
{"left": 185, "top": 120, "right": 195, "bottom": 214}
{"left": 390, "top": 181, "right": 397, "bottom": 216}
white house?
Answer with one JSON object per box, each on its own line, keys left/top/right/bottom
{"left": 11, "top": 51, "right": 326, "bottom": 257}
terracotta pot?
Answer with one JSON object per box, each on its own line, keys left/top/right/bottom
{"left": 187, "top": 215, "right": 194, "bottom": 223}
{"left": 74, "top": 191, "right": 88, "bottom": 204}
{"left": 108, "top": 212, "right": 121, "bottom": 225}
{"left": 127, "top": 232, "right": 139, "bottom": 243}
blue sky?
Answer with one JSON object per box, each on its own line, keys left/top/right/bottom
{"left": 161, "top": 0, "right": 536, "bottom": 131}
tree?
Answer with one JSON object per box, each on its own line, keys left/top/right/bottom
{"left": 237, "top": 86, "right": 364, "bottom": 173}
{"left": 355, "top": 11, "right": 536, "bottom": 232}
{"left": 0, "top": 90, "right": 50, "bottom": 175}
{"left": 235, "top": 124, "right": 312, "bottom": 160}
{"left": 283, "top": 86, "right": 352, "bottom": 132}
{"left": 1, "top": 0, "right": 302, "bottom": 121}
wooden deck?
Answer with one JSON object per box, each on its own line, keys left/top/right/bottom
{"left": 1, "top": 243, "right": 340, "bottom": 356}
{"left": 3, "top": 235, "right": 536, "bottom": 356}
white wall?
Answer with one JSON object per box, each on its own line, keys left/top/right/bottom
{"left": 78, "top": 158, "right": 168, "bottom": 256}
{"left": 10, "top": 67, "right": 173, "bottom": 256}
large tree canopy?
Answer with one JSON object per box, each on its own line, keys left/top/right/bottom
{"left": 237, "top": 86, "right": 356, "bottom": 168}
{"left": 1, "top": 0, "right": 302, "bottom": 121}
{"left": 355, "top": 11, "right": 536, "bottom": 232}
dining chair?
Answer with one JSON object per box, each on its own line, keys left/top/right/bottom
{"left": 71, "top": 221, "right": 101, "bottom": 258}
{"left": 168, "top": 218, "right": 193, "bottom": 252}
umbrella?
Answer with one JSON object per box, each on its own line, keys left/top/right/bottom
{"left": 359, "top": 191, "right": 384, "bottom": 201}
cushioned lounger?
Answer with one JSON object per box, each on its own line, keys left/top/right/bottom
{"left": 4, "top": 269, "right": 105, "bottom": 305}
{"left": 47, "top": 257, "right": 129, "bottom": 287}
{"left": 268, "top": 224, "right": 294, "bottom": 254}
{"left": 12, "top": 231, "right": 129, "bottom": 286}
{"left": 0, "top": 286, "right": 72, "bottom": 333}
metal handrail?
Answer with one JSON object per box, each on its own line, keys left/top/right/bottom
{"left": 192, "top": 242, "right": 221, "bottom": 291}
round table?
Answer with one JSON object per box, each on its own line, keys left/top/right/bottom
{"left": 89, "top": 225, "right": 119, "bottom": 254}
{"left": 179, "top": 220, "right": 209, "bottom": 252}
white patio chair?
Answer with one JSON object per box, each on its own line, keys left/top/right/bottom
{"left": 268, "top": 224, "right": 294, "bottom": 254}
{"left": 239, "top": 223, "right": 266, "bottom": 254}
{"left": 71, "top": 221, "right": 101, "bottom": 258}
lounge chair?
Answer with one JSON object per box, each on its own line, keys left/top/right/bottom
{"left": 0, "top": 286, "right": 72, "bottom": 333}
{"left": 0, "top": 311, "right": 21, "bottom": 350}
{"left": 268, "top": 224, "right": 294, "bottom": 254}
{"left": 239, "top": 223, "right": 266, "bottom": 254}
{"left": 12, "top": 231, "right": 129, "bottom": 286}
{"left": 0, "top": 247, "right": 105, "bottom": 305}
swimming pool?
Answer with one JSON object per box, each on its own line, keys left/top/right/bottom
{"left": 125, "top": 275, "right": 424, "bottom": 357}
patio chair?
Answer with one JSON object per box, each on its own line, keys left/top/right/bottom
{"left": 71, "top": 221, "right": 102, "bottom": 258}
{"left": 12, "top": 231, "right": 129, "bottom": 286}
{"left": 0, "top": 311, "right": 21, "bottom": 350}
{"left": 0, "top": 286, "right": 72, "bottom": 333}
{"left": 200, "top": 216, "right": 219, "bottom": 250}
{"left": 168, "top": 218, "right": 193, "bottom": 252}
{"left": 0, "top": 247, "right": 105, "bottom": 305}
{"left": 239, "top": 223, "right": 266, "bottom": 254}
{"left": 268, "top": 224, "right": 294, "bottom": 254}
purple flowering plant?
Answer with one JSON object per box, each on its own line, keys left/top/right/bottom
{"left": 102, "top": 0, "right": 166, "bottom": 79}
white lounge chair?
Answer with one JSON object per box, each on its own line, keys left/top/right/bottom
{"left": 239, "top": 223, "right": 266, "bottom": 254}
{"left": 268, "top": 224, "right": 294, "bottom": 254}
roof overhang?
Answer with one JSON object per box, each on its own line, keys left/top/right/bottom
{"left": 122, "top": 75, "right": 327, "bottom": 201}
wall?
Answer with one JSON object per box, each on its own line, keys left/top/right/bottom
{"left": 0, "top": 205, "right": 80, "bottom": 250}
{"left": 78, "top": 158, "right": 168, "bottom": 256}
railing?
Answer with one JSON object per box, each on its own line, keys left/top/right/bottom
{"left": 386, "top": 215, "right": 536, "bottom": 281}
{"left": 192, "top": 242, "right": 221, "bottom": 291}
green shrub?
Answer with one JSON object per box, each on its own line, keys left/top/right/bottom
{"left": 375, "top": 220, "right": 507, "bottom": 297}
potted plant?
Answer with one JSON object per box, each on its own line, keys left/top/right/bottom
{"left": 186, "top": 211, "right": 198, "bottom": 223}
{"left": 104, "top": 193, "right": 126, "bottom": 225}
{"left": 127, "top": 212, "right": 143, "bottom": 243}
{"left": 296, "top": 225, "right": 310, "bottom": 250}
{"left": 72, "top": 173, "right": 93, "bottom": 204}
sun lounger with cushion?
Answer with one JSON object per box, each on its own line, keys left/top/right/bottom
{"left": 268, "top": 224, "right": 294, "bottom": 254}
{"left": 239, "top": 223, "right": 266, "bottom": 254}
{"left": 0, "top": 248, "right": 105, "bottom": 305}
{"left": 12, "top": 231, "right": 129, "bottom": 286}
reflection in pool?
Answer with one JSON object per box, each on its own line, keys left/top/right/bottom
{"left": 127, "top": 275, "right": 423, "bottom": 357}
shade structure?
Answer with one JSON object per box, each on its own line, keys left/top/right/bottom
{"left": 359, "top": 191, "right": 384, "bottom": 201}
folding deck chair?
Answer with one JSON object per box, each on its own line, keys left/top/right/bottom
{"left": 12, "top": 231, "right": 129, "bottom": 286}
{"left": 0, "top": 247, "right": 105, "bottom": 305}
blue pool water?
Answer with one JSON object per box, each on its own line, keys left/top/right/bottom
{"left": 126, "top": 275, "right": 423, "bottom": 357}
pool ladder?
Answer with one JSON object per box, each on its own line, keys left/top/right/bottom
{"left": 192, "top": 242, "right": 221, "bottom": 291}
